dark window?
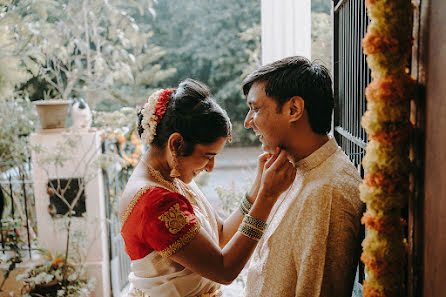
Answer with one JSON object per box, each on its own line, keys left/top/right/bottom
{"left": 47, "top": 178, "right": 86, "bottom": 217}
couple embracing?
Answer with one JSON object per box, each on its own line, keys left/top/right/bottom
{"left": 119, "top": 56, "right": 363, "bottom": 297}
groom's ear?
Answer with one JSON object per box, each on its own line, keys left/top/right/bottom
{"left": 286, "top": 96, "right": 304, "bottom": 123}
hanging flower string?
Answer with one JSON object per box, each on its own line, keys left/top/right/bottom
{"left": 360, "top": 0, "right": 415, "bottom": 296}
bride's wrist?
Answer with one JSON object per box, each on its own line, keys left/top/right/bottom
{"left": 246, "top": 190, "right": 256, "bottom": 204}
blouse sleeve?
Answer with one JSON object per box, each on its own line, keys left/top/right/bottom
{"left": 138, "top": 187, "right": 200, "bottom": 258}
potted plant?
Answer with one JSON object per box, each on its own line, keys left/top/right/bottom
{"left": 33, "top": 99, "right": 72, "bottom": 129}
{"left": 16, "top": 249, "right": 94, "bottom": 297}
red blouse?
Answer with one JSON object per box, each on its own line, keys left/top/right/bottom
{"left": 121, "top": 186, "right": 200, "bottom": 260}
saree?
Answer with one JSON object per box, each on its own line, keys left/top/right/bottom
{"left": 120, "top": 179, "right": 222, "bottom": 297}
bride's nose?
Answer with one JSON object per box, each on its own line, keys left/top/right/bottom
{"left": 205, "top": 158, "right": 215, "bottom": 173}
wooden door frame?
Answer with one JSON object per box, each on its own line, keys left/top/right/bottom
{"left": 411, "top": 0, "right": 446, "bottom": 296}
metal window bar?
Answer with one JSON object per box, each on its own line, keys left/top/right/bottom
{"left": 102, "top": 139, "right": 132, "bottom": 293}
{"left": 333, "top": 0, "right": 370, "bottom": 285}
{"left": 0, "top": 169, "right": 36, "bottom": 258}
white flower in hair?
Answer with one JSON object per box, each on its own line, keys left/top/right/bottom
{"left": 140, "top": 88, "right": 173, "bottom": 145}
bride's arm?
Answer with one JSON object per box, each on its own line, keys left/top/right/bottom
{"left": 169, "top": 150, "right": 295, "bottom": 284}
{"left": 217, "top": 153, "right": 270, "bottom": 248}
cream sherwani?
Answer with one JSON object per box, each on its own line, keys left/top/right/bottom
{"left": 242, "top": 137, "right": 363, "bottom": 297}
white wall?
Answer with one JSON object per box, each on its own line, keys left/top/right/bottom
{"left": 261, "top": 0, "right": 311, "bottom": 64}
{"left": 30, "top": 128, "right": 110, "bottom": 297}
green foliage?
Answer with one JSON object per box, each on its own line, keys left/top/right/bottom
{"left": 148, "top": 0, "right": 260, "bottom": 120}
{"left": 311, "top": 12, "right": 332, "bottom": 73}
{"left": 0, "top": 96, "right": 38, "bottom": 170}
{"left": 16, "top": 248, "right": 95, "bottom": 297}
{"left": 144, "top": 0, "right": 261, "bottom": 145}
{"left": 0, "top": 0, "right": 175, "bottom": 110}
{"left": 312, "top": 0, "right": 331, "bottom": 14}
{"left": 0, "top": 218, "right": 23, "bottom": 292}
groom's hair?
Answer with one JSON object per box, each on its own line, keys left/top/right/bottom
{"left": 241, "top": 56, "right": 334, "bottom": 135}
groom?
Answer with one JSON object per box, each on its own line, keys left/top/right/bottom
{"left": 241, "top": 56, "right": 363, "bottom": 297}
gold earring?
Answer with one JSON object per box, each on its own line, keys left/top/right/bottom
{"left": 170, "top": 153, "right": 180, "bottom": 178}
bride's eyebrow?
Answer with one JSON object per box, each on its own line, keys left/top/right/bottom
{"left": 204, "top": 152, "right": 217, "bottom": 156}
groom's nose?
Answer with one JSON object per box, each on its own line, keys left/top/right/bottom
{"left": 244, "top": 111, "right": 253, "bottom": 129}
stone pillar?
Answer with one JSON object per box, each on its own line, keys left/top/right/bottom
{"left": 30, "top": 128, "right": 110, "bottom": 297}
{"left": 261, "top": 0, "right": 311, "bottom": 64}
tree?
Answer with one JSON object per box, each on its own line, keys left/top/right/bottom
{"left": 147, "top": 0, "right": 261, "bottom": 122}
{"left": 23, "top": 0, "right": 176, "bottom": 108}
{"left": 312, "top": 0, "right": 331, "bottom": 14}
{"left": 311, "top": 12, "right": 332, "bottom": 73}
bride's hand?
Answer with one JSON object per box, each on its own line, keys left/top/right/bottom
{"left": 246, "top": 152, "right": 272, "bottom": 203}
{"left": 257, "top": 148, "right": 296, "bottom": 204}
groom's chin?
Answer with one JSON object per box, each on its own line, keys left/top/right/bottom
{"left": 261, "top": 143, "right": 275, "bottom": 154}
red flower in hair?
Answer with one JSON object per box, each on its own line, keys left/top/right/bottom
{"left": 154, "top": 88, "right": 173, "bottom": 123}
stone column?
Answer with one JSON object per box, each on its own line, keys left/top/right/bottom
{"left": 261, "top": 0, "right": 311, "bottom": 64}
{"left": 30, "top": 128, "right": 110, "bottom": 297}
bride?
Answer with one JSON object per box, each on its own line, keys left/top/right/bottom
{"left": 119, "top": 79, "right": 296, "bottom": 297}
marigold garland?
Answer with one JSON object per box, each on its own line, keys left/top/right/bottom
{"left": 360, "top": 0, "right": 414, "bottom": 296}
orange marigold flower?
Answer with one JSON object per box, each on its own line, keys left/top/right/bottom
{"left": 365, "top": 75, "right": 416, "bottom": 103}
{"left": 369, "top": 127, "right": 411, "bottom": 145}
{"left": 361, "top": 252, "right": 404, "bottom": 276}
{"left": 363, "top": 172, "right": 408, "bottom": 193}
{"left": 361, "top": 211, "right": 405, "bottom": 234}
{"left": 363, "top": 32, "right": 400, "bottom": 55}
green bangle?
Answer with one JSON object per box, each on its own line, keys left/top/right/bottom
{"left": 239, "top": 192, "right": 253, "bottom": 216}
{"left": 242, "top": 192, "right": 253, "bottom": 209}
{"left": 239, "top": 202, "right": 249, "bottom": 216}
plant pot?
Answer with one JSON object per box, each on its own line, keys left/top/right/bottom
{"left": 34, "top": 100, "right": 71, "bottom": 129}
{"left": 30, "top": 280, "right": 62, "bottom": 296}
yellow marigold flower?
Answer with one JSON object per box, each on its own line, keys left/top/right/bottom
{"left": 360, "top": 184, "right": 407, "bottom": 216}
{"left": 367, "top": 54, "right": 410, "bottom": 79}
{"left": 362, "top": 229, "right": 406, "bottom": 264}
{"left": 361, "top": 140, "right": 410, "bottom": 175}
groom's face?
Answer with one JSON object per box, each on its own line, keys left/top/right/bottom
{"left": 244, "top": 81, "right": 288, "bottom": 153}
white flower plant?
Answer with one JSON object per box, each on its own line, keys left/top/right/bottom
{"left": 16, "top": 248, "right": 95, "bottom": 297}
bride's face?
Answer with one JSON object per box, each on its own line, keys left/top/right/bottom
{"left": 177, "top": 137, "right": 227, "bottom": 183}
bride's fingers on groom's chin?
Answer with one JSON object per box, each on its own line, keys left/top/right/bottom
{"left": 258, "top": 153, "right": 271, "bottom": 163}
{"left": 264, "top": 150, "right": 279, "bottom": 168}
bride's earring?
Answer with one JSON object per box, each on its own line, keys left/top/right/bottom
{"left": 170, "top": 152, "right": 180, "bottom": 178}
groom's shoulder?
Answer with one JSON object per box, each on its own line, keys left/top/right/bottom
{"left": 302, "top": 150, "right": 362, "bottom": 209}
{"left": 311, "top": 149, "right": 361, "bottom": 187}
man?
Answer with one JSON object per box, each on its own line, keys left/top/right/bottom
{"left": 241, "top": 56, "right": 363, "bottom": 297}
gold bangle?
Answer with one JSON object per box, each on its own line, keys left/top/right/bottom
{"left": 243, "top": 214, "right": 267, "bottom": 231}
{"left": 238, "top": 222, "right": 263, "bottom": 241}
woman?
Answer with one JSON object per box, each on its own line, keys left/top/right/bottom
{"left": 119, "top": 79, "right": 296, "bottom": 297}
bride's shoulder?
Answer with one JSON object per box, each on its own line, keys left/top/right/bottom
{"left": 122, "top": 180, "right": 158, "bottom": 201}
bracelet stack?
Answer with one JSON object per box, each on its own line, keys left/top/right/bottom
{"left": 239, "top": 193, "right": 253, "bottom": 216}
{"left": 238, "top": 214, "right": 267, "bottom": 241}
